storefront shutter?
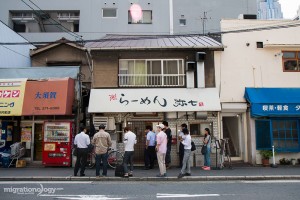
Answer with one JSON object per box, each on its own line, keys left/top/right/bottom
{"left": 256, "top": 120, "right": 272, "bottom": 150}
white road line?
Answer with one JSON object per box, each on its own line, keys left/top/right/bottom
{"left": 157, "top": 193, "right": 220, "bottom": 198}
{"left": 39, "top": 195, "right": 126, "bottom": 200}
{"left": 0, "top": 181, "right": 93, "bottom": 184}
{"left": 242, "top": 180, "right": 300, "bottom": 184}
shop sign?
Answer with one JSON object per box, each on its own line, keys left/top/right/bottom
{"left": 0, "top": 79, "right": 27, "bottom": 116}
{"left": 252, "top": 103, "right": 300, "bottom": 116}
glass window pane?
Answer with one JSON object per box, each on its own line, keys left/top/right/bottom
{"left": 143, "top": 11, "right": 152, "bottom": 23}
{"left": 284, "top": 60, "right": 298, "bottom": 71}
{"left": 179, "top": 19, "right": 186, "bottom": 26}
{"left": 103, "top": 9, "right": 117, "bottom": 17}
{"left": 283, "top": 52, "right": 296, "bottom": 59}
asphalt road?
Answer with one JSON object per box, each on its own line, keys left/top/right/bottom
{"left": 0, "top": 180, "right": 300, "bottom": 200}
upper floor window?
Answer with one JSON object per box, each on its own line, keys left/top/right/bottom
{"left": 128, "top": 10, "right": 152, "bottom": 24}
{"left": 102, "top": 8, "right": 117, "bottom": 18}
{"left": 282, "top": 51, "right": 300, "bottom": 72}
{"left": 119, "top": 59, "right": 184, "bottom": 87}
{"left": 179, "top": 19, "right": 186, "bottom": 26}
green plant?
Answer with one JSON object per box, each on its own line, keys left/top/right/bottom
{"left": 260, "top": 150, "right": 273, "bottom": 159}
{"left": 279, "top": 158, "right": 291, "bottom": 165}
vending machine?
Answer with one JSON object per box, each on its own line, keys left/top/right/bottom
{"left": 42, "top": 121, "right": 73, "bottom": 166}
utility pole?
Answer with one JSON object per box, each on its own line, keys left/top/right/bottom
{"left": 200, "top": 11, "right": 211, "bottom": 35}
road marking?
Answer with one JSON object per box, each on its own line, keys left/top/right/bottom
{"left": 157, "top": 193, "right": 220, "bottom": 198}
{"left": 0, "top": 181, "right": 93, "bottom": 184}
{"left": 242, "top": 180, "right": 300, "bottom": 184}
{"left": 39, "top": 195, "right": 126, "bottom": 200}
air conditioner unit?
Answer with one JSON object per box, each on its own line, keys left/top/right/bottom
{"left": 186, "top": 61, "right": 196, "bottom": 71}
{"left": 93, "top": 116, "right": 116, "bottom": 130}
{"left": 196, "top": 52, "right": 206, "bottom": 62}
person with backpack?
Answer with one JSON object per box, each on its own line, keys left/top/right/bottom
{"left": 202, "top": 128, "right": 211, "bottom": 170}
{"left": 177, "top": 128, "right": 192, "bottom": 178}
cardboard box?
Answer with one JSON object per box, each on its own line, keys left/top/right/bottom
{"left": 16, "top": 160, "right": 26, "bottom": 168}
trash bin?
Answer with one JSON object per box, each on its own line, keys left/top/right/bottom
{"left": 2, "top": 156, "right": 11, "bottom": 168}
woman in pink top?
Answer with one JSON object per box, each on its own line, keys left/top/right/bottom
{"left": 155, "top": 124, "right": 167, "bottom": 177}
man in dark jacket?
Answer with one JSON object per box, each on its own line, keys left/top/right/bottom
{"left": 163, "top": 121, "right": 172, "bottom": 169}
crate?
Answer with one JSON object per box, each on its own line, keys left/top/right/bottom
{"left": 16, "top": 160, "right": 26, "bottom": 168}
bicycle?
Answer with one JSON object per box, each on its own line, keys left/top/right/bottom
{"left": 86, "top": 148, "right": 124, "bottom": 169}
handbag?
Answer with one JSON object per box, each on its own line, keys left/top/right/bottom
{"left": 201, "top": 145, "right": 207, "bottom": 155}
{"left": 87, "top": 143, "right": 94, "bottom": 153}
{"left": 191, "top": 141, "right": 196, "bottom": 151}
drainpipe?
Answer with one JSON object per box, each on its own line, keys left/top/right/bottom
{"left": 169, "top": 0, "right": 174, "bottom": 35}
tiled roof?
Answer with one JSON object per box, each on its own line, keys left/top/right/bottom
{"left": 85, "top": 34, "right": 223, "bottom": 50}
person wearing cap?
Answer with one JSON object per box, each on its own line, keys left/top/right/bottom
{"left": 92, "top": 124, "right": 112, "bottom": 177}
{"left": 155, "top": 124, "right": 168, "bottom": 177}
{"left": 74, "top": 126, "right": 90, "bottom": 176}
{"left": 123, "top": 127, "right": 137, "bottom": 177}
{"left": 162, "top": 121, "right": 172, "bottom": 169}
{"left": 178, "top": 128, "right": 192, "bottom": 178}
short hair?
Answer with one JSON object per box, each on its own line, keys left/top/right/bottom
{"left": 145, "top": 126, "right": 153, "bottom": 131}
{"left": 181, "top": 123, "right": 187, "bottom": 128}
{"left": 99, "top": 124, "right": 105, "bottom": 130}
{"left": 124, "top": 127, "right": 130, "bottom": 132}
{"left": 162, "top": 121, "right": 168, "bottom": 126}
{"left": 182, "top": 128, "right": 189, "bottom": 135}
{"left": 79, "top": 126, "right": 86, "bottom": 132}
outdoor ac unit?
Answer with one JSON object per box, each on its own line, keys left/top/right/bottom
{"left": 186, "top": 61, "right": 196, "bottom": 71}
{"left": 93, "top": 116, "right": 116, "bottom": 130}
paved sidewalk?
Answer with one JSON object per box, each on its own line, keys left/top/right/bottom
{"left": 0, "top": 165, "right": 300, "bottom": 181}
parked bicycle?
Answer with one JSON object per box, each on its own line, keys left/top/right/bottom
{"left": 86, "top": 148, "right": 123, "bottom": 169}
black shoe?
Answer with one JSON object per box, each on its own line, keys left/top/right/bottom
{"left": 185, "top": 173, "right": 191, "bottom": 176}
{"left": 178, "top": 173, "right": 184, "bottom": 179}
{"left": 74, "top": 174, "right": 77, "bottom": 176}
{"left": 80, "top": 174, "right": 85, "bottom": 177}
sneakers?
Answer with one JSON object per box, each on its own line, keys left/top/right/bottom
{"left": 177, "top": 173, "right": 184, "bottom": 178}
{"left": 203, "top": 166, "right": 211, "bottom": 170}
{"left": 184, "top": 173, "right": 191, "bottom": 176}
{"left": 156, "top": 174, "right": 166, "bottom": 178}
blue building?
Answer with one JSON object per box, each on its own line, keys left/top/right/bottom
{"left": 257, "top": 0, "right": 283, "bottom": 19}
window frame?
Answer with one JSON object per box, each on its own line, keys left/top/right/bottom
{"left": 256, "top": 119, "right": 300, "bottom": 152}
{"left": 102, "top": 8, "right": 117, "bottom": 18}
{"left": 282, "top": 51, "right": 300, "bottom": 72}
{"left": 179, "top": 19, "right": 186, "bottom": 26}
{"left": 128, "top": 10, "right": 152, "bottom": 24}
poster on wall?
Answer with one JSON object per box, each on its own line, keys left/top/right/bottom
{"left": 21, "top": 127, "right": 32, "bottom": 142}
{"left": 6, "top": 125, "right": 13, "bottom": 141}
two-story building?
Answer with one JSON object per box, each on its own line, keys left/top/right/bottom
{"left": 87, "top": 34, "right": 223, "bottom": 166}
{"left": 215, "top": 19, "right": 300, "bottom": 164}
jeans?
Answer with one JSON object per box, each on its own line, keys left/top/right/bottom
{"left": 181, "top": 149, "right": 191, "bottom": 174}
{"left": 179, "top": 143, "right": 184, "bottom": 167}
{"left": 123, "top": 151, "right": 134, "bottom": 174}
{"left": 74, "top": 148, "right": 88, "bottom": 176}
{"left": 144, "top": 146, "right": 156, "bottom": 168}
{"left": 95, "top": 152, "right": 108, "bottom": 176}
{"left": 157, "top": 152, "right": 166, "bottom": 175}
{"left": 204, "top": 147, "right": 211, "bottom": 167}
{"left": 165, "top": 143, "right": 172, "bottom": 165}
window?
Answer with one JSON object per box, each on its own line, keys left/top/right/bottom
{"left": 282, "top": 51, "right": 300, "bottom": 72}
{"left": 119, "top": 59, "right": 184, "bottom": 87}
{"left": 179, "top": 19, "right": 186, "bottom": 26}
{"left": 128, "top": 10, "right": 152, "bottom": 24}
{"left": 13, "top": 23, "right": 26, "bottom": 32}
{"left": 190, "top": 123, "right": 212, "bottom": 136}
{"left": 102, "top": 8, "right": 117, "bottom": 18}
{"left": 256, "top": 119, "right": 300, "bottom": 152}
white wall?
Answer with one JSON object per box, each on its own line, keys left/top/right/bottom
{"left": 215, "top": 19, "right": 300, "bottom": 103}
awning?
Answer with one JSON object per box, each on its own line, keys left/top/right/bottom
{"left": 88, "top": 88, "right": 221, "bottom": 113}
{"left": 244, "top": 88, "right": 300, "bottom": 117}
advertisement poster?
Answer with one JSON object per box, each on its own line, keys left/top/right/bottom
{"left": 6, "top": 125, "right": 13, "bottom": 141}
{"left": 21, "top": 127, "right": 32, "bottom": 142}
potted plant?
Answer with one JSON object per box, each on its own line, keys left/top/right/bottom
{"left": 260, "top": 150, "right": 273, "bottom": 167}
{"left": 291, "top": 158, "right": 296, "bottom": 165}
{"left": 279, "top": 158, "right": 291, "bottom": 165}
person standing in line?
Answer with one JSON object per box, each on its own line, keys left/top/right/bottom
{"left": 123, "top": 127, "right": 137, "bottom": 178}
{"left": 163, "top": 121, "right": 172, "bottom": 169}
{"left": 156, "top": 124, "right": 168, "bottom": 177}
{"left": 178, "top": 123, "right": 187, "bottom": 168}
{"left": 92, "top": 124, "right": 112, "bottom": 178}
{"left": 74, "top": 126, "right": 90, "bottom": 177}
{"left": 144, "top": 126, "right": 156, "bottom": 170}
{"left": 202, "top": 128, "right": 211, "bottom": 170}
{"left": 178, "top": 128, "right": 192, "bottom": 178}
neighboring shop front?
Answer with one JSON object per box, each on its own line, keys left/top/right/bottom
{"left": 0, "top": 78, "right": 76, "bottom": 166}
{"left": 88, "top": 88, "right": 221, "bottom": 166}
{"left": 244, "top": 88, "right": 300, "bottom": 164}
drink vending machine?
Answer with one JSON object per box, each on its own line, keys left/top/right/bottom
{"left": 42, "top": 121, "right": 73, "bottom": 166}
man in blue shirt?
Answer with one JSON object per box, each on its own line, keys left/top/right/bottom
{"left": 144, "top": 126, "right": 156, "bottom": 170}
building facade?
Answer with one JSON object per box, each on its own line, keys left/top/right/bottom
{"left": 215, "top": 19, "right": 300, "bottom": 164}
{"left": 257, "top": 0, "right": 283, "bottom": 19}
{"left": 0, "top": 0, "right": 257, "bottom": 43}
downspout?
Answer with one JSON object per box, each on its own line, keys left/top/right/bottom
{"left": 169, "top": 0, "right": 174, "bottom": 35}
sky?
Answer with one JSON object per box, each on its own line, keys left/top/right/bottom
{"left": 278, "top": 0, "right": 300, "bottom": 19}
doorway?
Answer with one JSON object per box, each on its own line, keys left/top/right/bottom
{"left": 222, "top": 116, "right": 240, "bottom": 157}
{"left": 33, "top": 124, "right": 43, "bottom": 161}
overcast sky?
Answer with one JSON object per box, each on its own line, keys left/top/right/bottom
{"left": 279, "top": 0, "right": 300, "bottom": 19}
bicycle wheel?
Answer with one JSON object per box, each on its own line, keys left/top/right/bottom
{"left": 107, "top": 151, "right": 123, "bottom": 169}
{"left": 86, "top": 152, "right": 96, "bottom": 169}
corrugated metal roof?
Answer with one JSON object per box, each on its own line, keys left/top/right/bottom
{"left": 85, "top": 34, "right": 223, "bottom": 50}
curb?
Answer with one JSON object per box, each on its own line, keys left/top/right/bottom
{"left": 1, "top": 175, "right": 300, "bottom": 182}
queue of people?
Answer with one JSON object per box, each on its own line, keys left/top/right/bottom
{"left": 73, "top": 123, "right": 212, "bottom": 178}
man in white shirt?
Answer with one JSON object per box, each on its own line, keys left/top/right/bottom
{"left": 178, "top": 128, "right": 192, "bottom": 178}
{"left": 123, "top": 127, "right": 137, "bottom": 177}
{"left": 74, "top": 126, "right": 90, "bottom": 176}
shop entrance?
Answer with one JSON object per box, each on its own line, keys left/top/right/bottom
{"left": 127, "top": 121, "right": 158, "bottom": 164}
{"left": 222, "top": 116, "right": 241, "bottom": 157}
{"left": 33, "top": 123, "right": 43, "bottom": 161}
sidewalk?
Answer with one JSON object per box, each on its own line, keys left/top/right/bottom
{"left": 0, "top": 165, "right": 300, "bottom": 181}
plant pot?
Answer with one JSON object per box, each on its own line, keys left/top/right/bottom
{"left": 262, "top": 158, "right": 270, "bottom": 167}
{"left": 291, "top": 160, "right": 296, "bottom": 165}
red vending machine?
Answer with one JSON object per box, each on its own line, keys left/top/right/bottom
{"left": 42, "top": 121, "right": 73, "bottom": 166}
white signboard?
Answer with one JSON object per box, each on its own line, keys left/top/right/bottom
{"left": 88, "top": 88, "right": 221, "bottom": 113}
